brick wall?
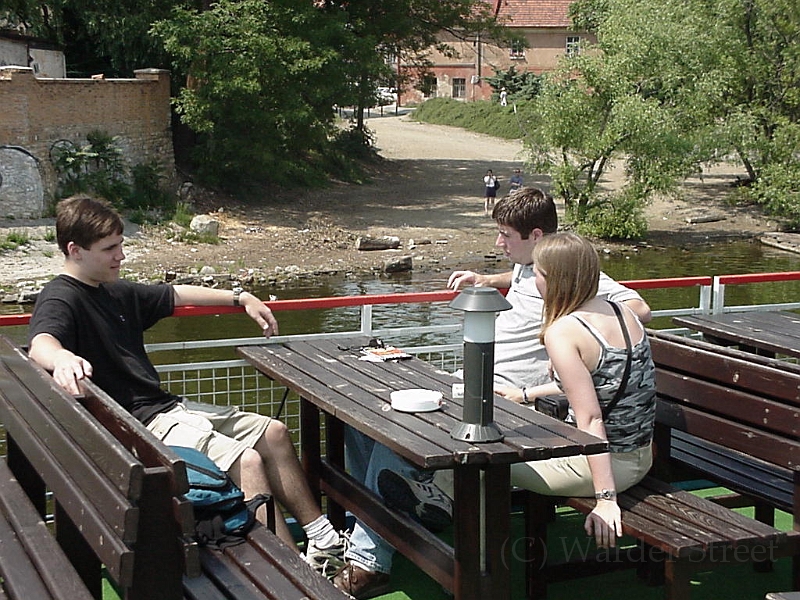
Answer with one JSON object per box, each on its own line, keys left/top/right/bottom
{"left": 0, "top": 67, "right": 175, "bottom": 218}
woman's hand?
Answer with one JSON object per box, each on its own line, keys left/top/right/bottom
{"left": 495, "top": 385, "right": 525, "bottom": 404}
{"left": 585, "top": 500, "right": 622, "bottom": 548}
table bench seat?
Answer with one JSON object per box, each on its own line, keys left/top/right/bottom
{"left": 185, "top": 526, "right": 347, "bottom": 600}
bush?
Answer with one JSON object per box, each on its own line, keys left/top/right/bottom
{"left": 51, "top": 132, "right": 175, "bottom": 220}
{"left": 572, "top": 190, "right": 648, "bottom": 240}
{"left": 412, "top": 98, "right": 536, "bottom": 140}
{"left": 747, "top": 164, "right": 800, "bottom": 230}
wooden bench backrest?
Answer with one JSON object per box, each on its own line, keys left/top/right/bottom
{"left": 647, "top": 330, "right": 800, "bottom": 471}
{"left": 0, "top": 337, "right": 194, "bottom": 598}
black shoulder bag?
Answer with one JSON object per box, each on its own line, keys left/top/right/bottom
{"left": 534, "top": 301, "right": 633, "bottom": 421}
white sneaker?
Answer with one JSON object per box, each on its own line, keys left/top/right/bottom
{"left": 377, "top": 470, "right": 453, "bottom": 532}
{"left": 303, "top": 532, "right": 348, "bottom": 578}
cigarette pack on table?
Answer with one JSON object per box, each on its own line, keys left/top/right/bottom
{"left": 359, "top": 346, "right": 412, "bottom": 362}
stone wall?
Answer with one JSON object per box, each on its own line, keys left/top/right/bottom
{"left": 0, "top": 67, "right": 175, "bottom": 218}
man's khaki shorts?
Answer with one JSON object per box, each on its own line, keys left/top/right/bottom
{"left": 147, "top": 400, "right": 272, "bottom": 471}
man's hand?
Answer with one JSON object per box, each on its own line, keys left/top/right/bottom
{"left": 494, "top": 385, "right": 525, "bottom": 404}
{"left": 585, "top": 500, "right": 622, "bottom": 548}
{"left": 51, "top": 350, "right": 93, "bottom": 396}
{"left": 240, "top": 292, "right": 279, "bottom": 337}
{"left": 447, "top": 270, "right": 483, "bottom": 290}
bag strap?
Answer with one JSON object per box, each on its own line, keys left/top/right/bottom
{"left": 601, "top": 302, "right": 633, "bottom": 418}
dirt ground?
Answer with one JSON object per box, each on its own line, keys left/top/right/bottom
{"left": 0, "top": 110, "right": 781, "bottom": 292}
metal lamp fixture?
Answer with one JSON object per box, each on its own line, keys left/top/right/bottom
{"left": 448, "top": 286, "right": 512, "bottom": 443}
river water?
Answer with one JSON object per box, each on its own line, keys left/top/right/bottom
{"left": 2, "top": 238, "right": 798, "bottom": 352}
{"left": 146, "top": 238, "right": 800, "bottom": 354}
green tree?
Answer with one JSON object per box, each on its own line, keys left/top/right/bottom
{"left": 522, "top": 0, "right": 800, "bottom": 238}
{"left": 152, "top": 0, "right": 349, "bottom": 188}
{"left": 484, "top": 66, "right": 543, "bottom": 102}
{"left": 0, "top": 0, "right": 180, "bottom": 76}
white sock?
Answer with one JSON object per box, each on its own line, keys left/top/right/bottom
{"left": 303, "top": 515, "right": 339, "bottom": 548}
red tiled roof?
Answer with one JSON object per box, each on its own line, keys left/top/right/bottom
{"left": 495, "top": 0, "right": 574, "bottom": 28}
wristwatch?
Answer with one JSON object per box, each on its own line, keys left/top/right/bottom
{"left": 594, "top": 489, "right": 617, "bottom": 500}
{"left": 232, "top": 287, "right": 243, "bottom": 307}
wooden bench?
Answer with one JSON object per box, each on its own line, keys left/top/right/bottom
{"left": 0, "top": 336, "right": 347, "bottom": 600}
{"left": 524, "top": 330, "right": 800, "bottom": 600}
{"left": 647, "top": 330, "right": 799, "bottom": 536}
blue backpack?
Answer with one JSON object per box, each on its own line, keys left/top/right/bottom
{"left": 171, "top": 446, "right": 269, "bottom": 548}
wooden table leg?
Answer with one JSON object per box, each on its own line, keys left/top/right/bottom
{"left": 324, "top": 416, "right": 346, "bottom": 530}
{"left": 453, "top": 464, "right": 512, "bottom": 600}
{"left": 300, "top": 397, "right": 322, "bottom": 505}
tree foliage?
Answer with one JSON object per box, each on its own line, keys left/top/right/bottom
{"left": 314, "top": 0, "right": 501, "bottom": 131}
{"left": 0, "top": 0, "right": 179, "bottom": 76}
{"left": 484, "top": 66, "right": 543, "bottom": 102}
{"left": 152, "top": 0, "right": 352, "bottom": 187}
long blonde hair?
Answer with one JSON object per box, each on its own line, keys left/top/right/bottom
{"left": 533, "top": 232, "right": 600, "bottom": 343}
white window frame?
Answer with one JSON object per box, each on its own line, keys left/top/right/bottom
{"left": 452, "top": 78, "right": 466, "bottom": 98}
{"left": 566, "top": 36, "right": 581, "bottom": 57}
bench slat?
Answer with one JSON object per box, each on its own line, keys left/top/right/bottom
{"left": 79, "top": 380, "right": 190, "bottom": 495}
{"left": 650, "top": 334, "right": 800, "bottom": 407}
{"left": 566, "top": 495, "right": 708, "bottom": 558}
{"left": 657, "top": 400, "right": 800, "bottom": 470}
{"left": 671, "top": 431, "right": 794, "bottom": 511}
{"left": 656, "top": 368, "right": 800, "bottom": 439}
{"left": 626, "top": 480, "right": 783, "bottom": 542}
{"left": 234, "top": 526, "right": 348, "bottom": 599}
{"left": 194, "top": 549, "right": 278, "bottom": 600}
{"left": 0, "top": 460, "right": 92, "bottom": 600}
{"left": 0, "top": 380, "right": 140, "bottom": 543}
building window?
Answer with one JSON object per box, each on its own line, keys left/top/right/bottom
{"left": 509, "top": 40, "right": 525, "bottom": 59}
{"left": 421, "top": 76, "right": 438, "bottom": 98}
{"left": 566, "top": 36, "right": 581, "bottom": 57}
{"left": 452, "top": 78, "right": 466, "bottom": 98}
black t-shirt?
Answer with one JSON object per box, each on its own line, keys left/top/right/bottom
{"left": 28, "top": 275, "right": 180, "bottom": 423}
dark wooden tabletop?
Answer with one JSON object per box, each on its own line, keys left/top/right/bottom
{"left": 673, "top": 311, "right": 800, "bottom": 359}
{"left": 238, "top": 338, "right": 607, "bottom": 469}
{"left": 238, "top": 337, "right": 608, "bottom": 600}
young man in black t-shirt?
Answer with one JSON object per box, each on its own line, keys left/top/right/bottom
{"left": 28, "top": 195, "right": 346, "bottom": 577}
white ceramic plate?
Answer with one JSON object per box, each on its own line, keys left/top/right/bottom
{"left": 390, "top": 389, "right": 443, "bottom": 413}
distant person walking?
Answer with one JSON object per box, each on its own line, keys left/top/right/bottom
{"left": 510, "top": 168, "right": 524, "bottom": 191}
{"left": 484, "top": 169, "right": 499, "bottom": 214}
{"left": 499, "top": 87, "right": 508, "bottom": 106}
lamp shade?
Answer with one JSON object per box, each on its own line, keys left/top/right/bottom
{"left": 448, "top": 286, "right": 512, "bottom": 314}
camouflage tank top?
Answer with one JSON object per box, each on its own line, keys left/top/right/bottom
{"left": 558, "top": 306, "right": 656, "bottom": 453}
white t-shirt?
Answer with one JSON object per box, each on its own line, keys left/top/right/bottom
{"left": 492, "top": 263, "right": 645, "bottom": 389}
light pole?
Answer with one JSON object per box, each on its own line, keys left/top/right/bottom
{"left": 449, "top": 286, "right": 512, "bottom": 443}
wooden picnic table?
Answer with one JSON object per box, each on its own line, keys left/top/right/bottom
{"left": 237, "top": 338, "right": 607, "bottom": 600}
{"left": 673, "top": 310, "right": 800, "bottom": 359}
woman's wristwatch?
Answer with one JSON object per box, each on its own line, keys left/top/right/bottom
{"left": 594, "top": 489, "right": 617, "bottom": 500}
{"left": 521, "top": 387, "right": 531, "bottom": 404}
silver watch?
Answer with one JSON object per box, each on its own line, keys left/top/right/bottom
{"left": 594, "top": 489, "right": 617, "bottom": 500}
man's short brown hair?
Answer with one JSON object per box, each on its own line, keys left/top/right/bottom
{"left": 491, "top": 186, "right": 557, "bottom": 239}
{"left": 56, "top": 195, "right": 124, "bottom": 256}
